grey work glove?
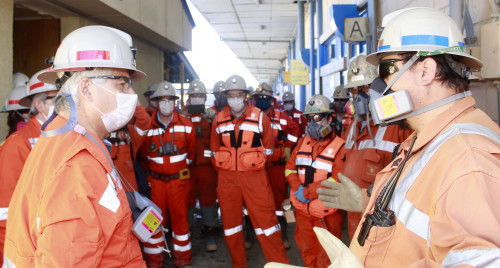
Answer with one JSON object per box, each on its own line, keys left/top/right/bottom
{"left": 317, "top": 173, "right": 362, "bottom": 212}
{"left": 264, "top": 227, "right": 364, "bottom": 268}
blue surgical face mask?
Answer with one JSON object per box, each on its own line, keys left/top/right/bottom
{"left": 255, "top": 98, "right": 272, "bottom": 110}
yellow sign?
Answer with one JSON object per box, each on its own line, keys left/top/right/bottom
{"left": 291, "top": 60, "right": 309, "bottom": 85}
{"left": 283, "top": 71, "right": 291, "bottom": 83}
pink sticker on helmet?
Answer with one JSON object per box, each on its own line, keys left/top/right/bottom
{"left": 76, "top": 50, "right": 110, "bottom": 61}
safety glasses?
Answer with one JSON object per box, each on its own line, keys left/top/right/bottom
{"left": 378, "top": 59, "right": 406, "bottom": 80}
{"left": 305, "top": 113, "right": 326, "bottom": 123}
{"left": 254, "top": 95, "right": 272, "bottom": 100}
{"left": 88, "top": 75, "right": 133, "bottom": 90}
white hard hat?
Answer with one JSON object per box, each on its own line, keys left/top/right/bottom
{"left": 254, "top": 83, "right": 274, "bottom": 98}
{"left": 2, "top": 85, "right": 30, "bottom": 112}
{"left": 212, "top": 81, "right": 225, "bottom": 94}
{"left": 150, "top": 81, "right": 178, "bottom": 99}
{"left": 345, "top": 55, "right": 378, "bottom": 89}
{"left": 367, "top": 7, "right": 482, "bottom": 69}
{"left": 332, "top": 85, "right": 349, "bottom": 100}
{"left": 13, "top": 72, "right": 29, "bottom": 87}
{"left": 224, "top": 74, "right": 248, "bottom": 93}
{"left": 187, "top": 79, "right": 207, "bottom": 95}
{"left": 26, "top": 69, "right": 58, "bottom": 98}
{"left": 39, "top": 25, "right": 146, "bottom": 83}
{"left": 304, "top": 95, "right": 331, "bottom": 115}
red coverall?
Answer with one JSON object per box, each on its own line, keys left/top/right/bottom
{"left": 266, "top": 109, "right": 300, "bottom": 217}
{"left": 211, "top": 105, "right": 289, "bottom": 268}
{"left": 187, "top": 112, "right": 218, "bottom": 226}
{"left": 285, "top": 133, "right": 345, "bottom": 267}
{"left": 109, "top": 105, "right": 151, "bottom": 190}
{"left": 343, "top": 119, "right": 412, "bottom": 238}
{"left": 139, "top": 109, "right": 196, "bottom": 267}
{"left": 285, "top": 108, "right": 307, "bottom": 137}
{"left": 0, "top": 117, "right": 41, "bottom": 266}
{"left": 4, "top": 116, "right": 145, "bottom": 267}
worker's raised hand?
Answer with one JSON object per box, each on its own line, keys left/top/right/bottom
{"left": 313, "top": 227, "right": 364, "bottom": 268}
{"left": 317, "top": 173, "right": 362, "bottom": 212}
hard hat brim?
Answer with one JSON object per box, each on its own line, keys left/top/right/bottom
{"left": 38, "top": 66, "right": 147, "bottom": 84}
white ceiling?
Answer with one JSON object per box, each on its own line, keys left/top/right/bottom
{"left": 190, "top": 0, "right": 298, "bottom": 84}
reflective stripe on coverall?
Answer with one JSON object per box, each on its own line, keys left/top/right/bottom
{"left": 0, "top": 117, "right": 42, "bottom": 266}
{"left": 285, "top": 134, "right": 345, "bottom": 267}
{"left": 267, "top": 109, "right": 300, "bottom": 216}
{"left": 140, "top": 109, "right": 196, "bottom": 267}
{"left": 351, "top": 97, "right": 500, "bottom": 267}
{"left": 3, "top": 116, "right": 145, "bottom": 267}
{"left": 211, "top": 105, "right": 289, "bottom": 268}
{"left": 342, "top": 121, "right": 411, "bottom": 238}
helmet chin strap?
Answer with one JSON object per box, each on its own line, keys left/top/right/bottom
{"left": 383, "top": 53, "right": 420, "bottom": 94}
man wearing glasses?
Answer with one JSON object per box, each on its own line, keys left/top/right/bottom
{"left": 0, "top": 69, "right": 58, "bottom": 266}
{"left": 252, "top": 82, "right": 300, "bottom": 249}
{"left": 284, "top": 94, "right": 345, "bottom": 267}
{"left": 318, "top": 7, "right": 500, "bottom": 267}
{"left": 210, "top": 75, "right": 290, "bottom": 268}
{"left": 4, "top": 26, "right": 147, "bottom": 267}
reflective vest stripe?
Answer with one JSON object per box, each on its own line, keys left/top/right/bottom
{"left": 134, "top": 125, "right": 148, "bottom": 136}
{"left": 254, "top": 224, "right": 281, "bottom": 236}
{"left": 313, "top": 160, "right": 333, "bottom": 172}
{"left": 271, "top": 124, "right": 282, "bottom": 131}
{"left": 293, "top": 113, "right": 301, "bottom": 118}
{"left": 285, "top": 169, "right": 297, "bottom": 177}
{"left": 3, "top": 255, "right": 15, "bottom": 267}
{"left": 191, "top": 116, "right": 202, "bottom": 122}
{"left": 216, "top": 124, "right": 235, "bottom": 134}
{"left": 172, "top": 232, "right": 190, "bottom": 241}
{"left": 147, "top": 156, "right": 164, "bottom": 164}
{"left": 143, "top": 246, "right": 163, "bottom": 254}
{"left": 442, "top": 248, "right": 500, "bottom": 267}
{"left": 224, "top": 225, "right": 243, "bottom": 236}
{"left": 174, "top": 242, "right": 192, "bottom": 252}
{"left": 296, "top": 157, "right": 313, "bottom": 166}
{"left": 170, "top": 153, "right": 188, "bottom": 163}
{"left": 389, "top": 123, "right": 500, "bottom": 243}
{"left": 240, "top": 123, "right": 260, "bottom": 133}
{"left": 0, "top": 207, "right": 8, "bottom": 220}
{"left": 147, "top": 128, "right": 165, "bottom": 136}
{"left": 204, "top": 150, "right": 213, "bottom": 157}
{"left": 358, "top": 126, "right": 398, "bottom": 153}
{"left": 28, "top": 138, "right": 38, "bottom": 148}
{"left": 259, "top": 111, "right": 264, "bottom": 132}
{"left": 275, "top": 210, "right": 284, "bottom": 216}
{"left": 264, "top": 148, "right": 274, "bottom": 155}
{"left": 279, "top": 119, "right": 287, "bottom": 125}
{"left": 287, "top": 134, "right": 298, "bottom": 142}
{"left": 169, "top": 126, "right": 192, "bottom": 133}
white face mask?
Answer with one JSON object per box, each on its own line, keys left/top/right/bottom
{"left": 90, "top": 83, "right": 138, "bottom": 133}
{"left": 228, "top": 97, "right": 245, "bottom": 113}
{"left": 284, "top": 103, "right": 294, "bottom": 112}
{"left": 159, "top": 99, "right": 175, "bottom": 116}
{"left": 190, "top": 97, "right": 205, "bottom": 105}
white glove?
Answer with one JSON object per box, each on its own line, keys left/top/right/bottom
{"left": 313, "top": 227, "right": 364, "bottom": 268}
{"left": 317, "top": 173, "right": 362, "bottom": 212}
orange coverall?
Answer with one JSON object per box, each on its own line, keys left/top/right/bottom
{"left": 351, "top": 96, "right": 500, "bottom": 267}
{"left": 285, "top": 133, "right": 345, "bottom": 267}
{"left": 342, "top": 119, "right": 411, "bottom": 238}
{"left": 211, "top": 105, "right": 289, "bottom": 268}
{"left": 0, "top": 117, "right": 42, "bottom": 266}
{"left": 139, "top": 109, "right": 196, "bottom": 268}
{"left": 285, "top": 108, "right": 307, "bottom": 137}
{"left": 4, "top": 116, "right": 145, "bottom": 267}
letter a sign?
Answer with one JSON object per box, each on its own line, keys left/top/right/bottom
{"left": 344, "top": 17, "right": 368, "bottom": 42}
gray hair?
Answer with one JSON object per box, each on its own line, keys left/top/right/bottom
{"left": 55, "top": 68, "right": 110, "bottom": 113}
{"left": 29, "top": 92, "right": 48, "bottom": 116}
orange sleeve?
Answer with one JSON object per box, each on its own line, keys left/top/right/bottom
{"left": 283, "top": 112, "right": 300, "bottom": 148}
{"left": 185, "top": 119, "right": 197, "bottom": 164}
{"left": 210, "top": 114, "right": 221, "bottom": 167}
{"left": 285, "top": 138, "right": 303, "bottom": 192}
{"left": 129, "top": 105, "right": 152, "bottom": 157}
{"left": 260, "top": 112, "right": 275, "bottom": 162}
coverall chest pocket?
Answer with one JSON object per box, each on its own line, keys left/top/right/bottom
{"left": 362, "top": 150, "right": 383, "bottom": 184}
{"left": 214, "top": 147, "right": 234, "bottom": 170}
{"left": 238, "top": 148, "right": 266, "bottom": 171}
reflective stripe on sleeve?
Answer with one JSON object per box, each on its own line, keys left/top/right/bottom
{"left": 264, "top": 148, "right": 274, "bottom": 155}
{"left": 147, "top": 236, "right": 165, "bottom": 244}
{"left": 254, "top": 224, "right": 281, "bottom": 236}
{"left": 287, "top": 134, "right": 298, "bottom": 142}
{"left": 186, "top": 158, "right": 193, "bottom": 165}
{"left": 224, "top": 225, "right": 243, "bottom": 236}
{"left": 147, "top": 128, "right": 165, "bottom": 136}
{"left": 204, "top": 150, "right": 213, "bottom": 157}
{"left": 0, "top": 207, "right": 7, "bottom": 221}
{"left": 271, "top": 124, "right": 283, "bottom": 131}
{"left": 174, "top": 242, "right": 192, "bottom": 252}
{"left": 284, "top": 169, "right": 297, "bottom": 177}
{"left": 170, "top": 126, "right": 192, "bottom": 133}
{"left": 259, "top": 111, "right": 264, "bottom": 132}
{"left": 275, "top": 210, "right": 284, "bottom": 216}
{"left": 191, "top": 116, "right": 202, "bottom": 122}
{"left": 442, "top": 248, "right": 500, "bottom": 268}
{"left": 293, "top": 113, "right": 301, "bottom": 118}
{"left": 170, "top": 153, "right": 188, "bottom": 163}
{"left": 240, "top": 123, "right": 260, "bottom": 133}
{"left": 134, "top": 125, "right": 148, "bottom": 136}
{"left": 172, "top": 232, "right": 190, "bottom": 242}
{"left": 28, "top": 138, "right": 38, "bottom": 148}
{"left": 147, "top": 156, "right": 164, "bottom": 164}
{"left": 279, "top": 119, "right": 287, "bottom": 125}
{"left": 143, "top": 246, "right": 164, "bottom": 254}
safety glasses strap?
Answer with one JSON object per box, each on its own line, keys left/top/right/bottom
{"left": 383, "top": 53, "right": 420, "bottom": 94}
